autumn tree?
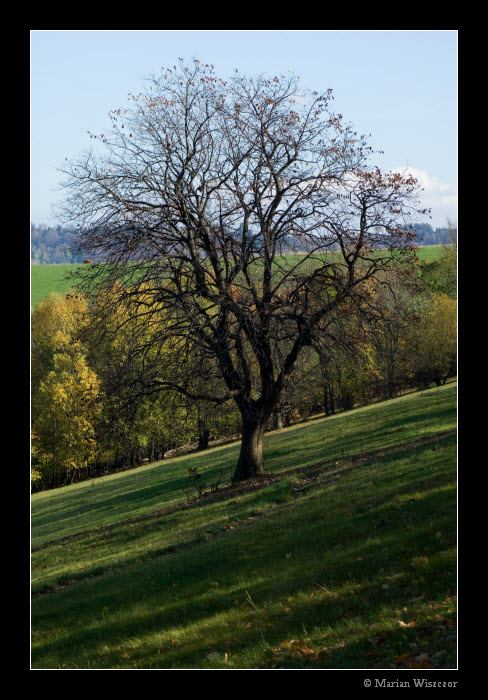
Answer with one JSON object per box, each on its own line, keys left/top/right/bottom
{"left": 85, "top": 283, "right": 208, "bottom": 468}
{"left": 406, "top": 292, "right": 457, "bottom": 389}
{"left": 366, "top": 273, "right": 422, "bottom": 398}
{"left": 31, "top": 293, "right": 100, "bottom": 487}
{"left": 31, "top": 292, "right": 89, "bottom": 409}
{"left": 58, "top": 59, "right": 427, "bottom": 482}
{"left": 32, "top": 351, "right": 101, "bottom": 486}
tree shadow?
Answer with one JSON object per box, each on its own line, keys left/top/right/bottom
{"left": 32, "top": 450, "right": 456, "bottom": 669}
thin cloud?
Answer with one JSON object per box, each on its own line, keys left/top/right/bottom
{"left": 390, "top": 166, "right": 457, "bottom": 227}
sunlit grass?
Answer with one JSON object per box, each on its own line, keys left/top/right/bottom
{"left": 30, "top": 246, "right": 451, "bottom": 308}
{"left": 31, "top": 264, "right": 80, "bottom": 308}
{"left": 32, "top": 383, "right": 455, "bottom": 547}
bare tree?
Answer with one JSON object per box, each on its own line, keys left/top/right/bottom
{"left": 57, "top": 59, "right": 427, "bottom": 482}
{"left": 445, "top": 218, "right": 457, "bottom": 250}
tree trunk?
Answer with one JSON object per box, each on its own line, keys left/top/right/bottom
{"left": 198, "top": 420, "right": 210, "bottom": 450}
{"left": 323, "top": 370, "right": 335, "bottom": 416}
{"left": 273, "top": 412, "right": 283, "bottom": 430}
{"left": 232, "top": 406, "right": 271, "bottom": 482}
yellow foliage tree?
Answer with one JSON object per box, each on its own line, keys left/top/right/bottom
{"left": 32, "top": 352, "right": 100, "bottom": 485}
{"left": 407, "top": 292, "right": 457, "bottom": 388}
{"left": 31, "top": 293, "right": 101, "bottom": 487}
{"left": 31, "top": 292, "right": 89, "bottom": 406}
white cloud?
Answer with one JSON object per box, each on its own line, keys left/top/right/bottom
{"left": 390, "top": 166, "right": 457, "bottom": 228}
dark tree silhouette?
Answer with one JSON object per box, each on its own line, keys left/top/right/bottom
{"left": 58, "top": 59, "right": 427, "bottom": 482}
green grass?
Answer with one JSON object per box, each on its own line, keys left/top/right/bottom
{"left": 31, "top": 383, "right": 457, "bottom": 669}
{"left": 30, "top": 246, "right": 452, "bottom": 308}
{"left": 31, "top": 264, "right": 80, "bottom": 308}
{"left": 416, "top": 244, "right": 455, "bottom": 263}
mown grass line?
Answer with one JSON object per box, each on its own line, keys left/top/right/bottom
{"left": 32, "top": 426, "right": 454, "bottom": 555}
{"left": 31, "top": 455, "right": 456, "bottom": 668}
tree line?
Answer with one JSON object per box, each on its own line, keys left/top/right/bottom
{"left": 31, "top": 223, "right": 91, "bottom": 265}
{"left": 31, "top": 221, "right": 456, "bottom": 266}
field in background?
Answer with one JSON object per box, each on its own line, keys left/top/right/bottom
{"left": 30, "top": 246, "right": 452, "bottom": 308}
{"left": 31, "top": 264, "right": 79, "bottom": 308}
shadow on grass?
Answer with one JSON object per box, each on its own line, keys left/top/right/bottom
{"left": 31, "top": 457, "right": 238, "bottom": 545}
{"left": 32, "top": 438, "right": 456, "bottom": 669}
{"left": 32, "top": 434, "right": 456, "bottom": 595}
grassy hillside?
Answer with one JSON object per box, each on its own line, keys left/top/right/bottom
{"left": 31, "top": 383, "right": 457, "bottom": 669}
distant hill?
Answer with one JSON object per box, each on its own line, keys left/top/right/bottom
{"left": 31, "top": 222, "right": 455, "bottom": 265}
{"left": 410, "top": 223, "right": 456, "bottom": 247}
{"left": 31, "top": 223, "right": 89, "bottom": 265}
{"left": 30, "top": 264, "right": 81, "bottom": 308}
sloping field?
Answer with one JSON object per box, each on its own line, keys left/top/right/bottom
{"left": 31, "top": 383, "right": 457, "bottom": 669}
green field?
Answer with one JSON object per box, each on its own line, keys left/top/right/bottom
{"left": 416, "top": 245, "right": 453, "bottom": 262}
{"left": 30, "top": 246, "right": 451, "bottom": 309}
{"left": 31, "top": 264, "right": 80, "bottom": 308}
{"left": 31, "top": 382, "right": 457, "bottom": 669}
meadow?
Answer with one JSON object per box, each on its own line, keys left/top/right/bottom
{"left": 30, "top": 245, "right": 451, "bottom": 308}
{"left": 31, "top": 382, "right": 457, "bottom": 669}
{"left": 31, "top": 264, "right": 79, "bottom": 308}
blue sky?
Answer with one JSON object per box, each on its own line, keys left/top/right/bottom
{"left": 31, "top": 29, "right": 457, "bottom": 229}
